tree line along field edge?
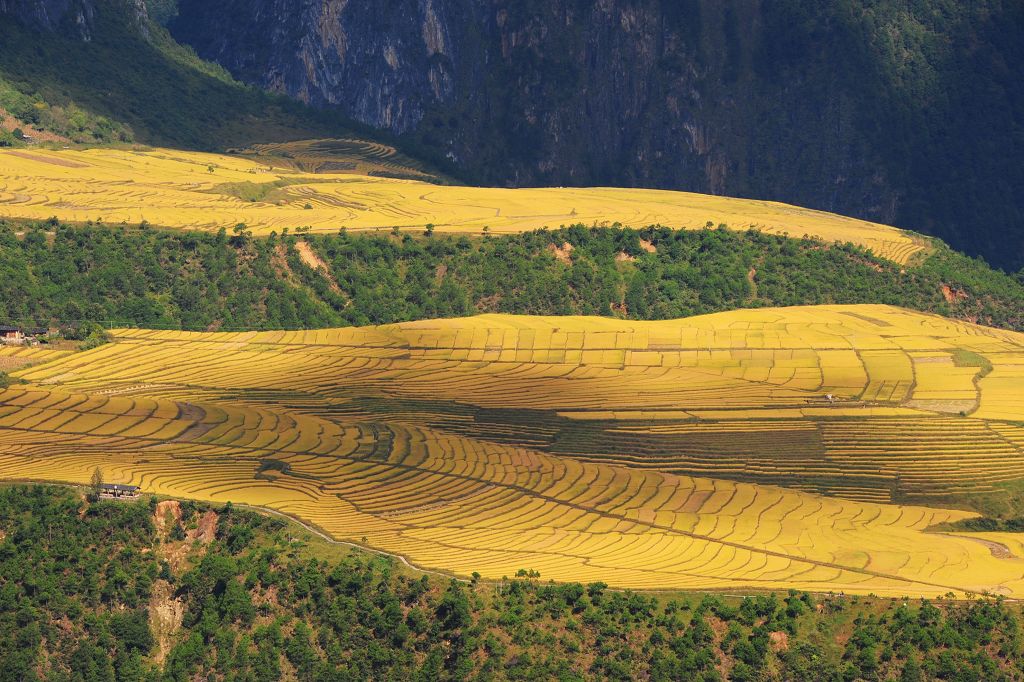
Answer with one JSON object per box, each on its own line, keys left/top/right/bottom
{"left": 1, "top": 219, "right": 1022, "bottom": 334}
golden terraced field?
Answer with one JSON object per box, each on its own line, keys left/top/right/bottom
{"left": 2, "top": 304, "right": 1024, "bottom": 596}
{"left": 0, "top": 146, "right": 926, "bottom": 263}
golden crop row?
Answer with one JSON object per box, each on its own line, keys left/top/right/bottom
{"left": 13, "top": 305, "right": 1024, "bottom": 505}
{"left": 0, "top": 383, "right": 1021, "bottom": 597}
{"left": 0, "top": 147, "right": 926, "bottom": 263}
{"left": 3, "top": 304, "right": 1023, "bottom": 595}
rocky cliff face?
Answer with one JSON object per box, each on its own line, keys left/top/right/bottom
{"left": 169, "top": 0, "right": 1024, "bottom": 268}
{"left": 0, "top": 0, "right": 97, "bottom": 37}
{"left": 0, "top": 0, "right": 151, "bottom": 39}
{"left": 170, "top": 1, "right": 887, "bottom": 206}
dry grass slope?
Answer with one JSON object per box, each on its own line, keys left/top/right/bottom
{"left": 0, "top": 147, "right": 926, "bottom": 264}
{"left": 1, "top": 305, "right": 1023, "bottom": 596}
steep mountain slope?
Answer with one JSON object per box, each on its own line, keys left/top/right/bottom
{"left": 0, "top": 0, "right": 448, "bottom": 171}
{"left": 167, "top": 0, "right": 1024, "bottom": 270}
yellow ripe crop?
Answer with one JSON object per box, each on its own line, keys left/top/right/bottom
{"left": 0, "top": 147, "right": 926, "bottom": 263}
{"left": 2, "top": 304, "right": 1024, "bottom": 596}
{"left": 0, "top": 345, "right": 72, "bottom": 372}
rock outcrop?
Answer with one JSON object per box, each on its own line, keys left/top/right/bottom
{"left": 0, "top": 0, "right": 97, "bottom": 38}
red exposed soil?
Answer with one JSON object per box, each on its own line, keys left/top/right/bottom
{"left": 0, "top": 109, "right": 69, "bottom": 144}
{"left": 941, "top": 284, "right": 969, "bottom": 304}
{"left": 295, "top": 240, "right": 343, "bottom": 291}
{"left": 154, "top": 500, "right": 182, "bottom": 538}
{"left": 548, "top": 242, "right": 574, "bottom": 264}
{"left": 189, "top": 510, "right": 218, "bottom": 544}
{"left": 770, "top": 630, "right": 790, "bottom": 651}
{"left": 149, "top": 579, "right": 184, "bottom": 665}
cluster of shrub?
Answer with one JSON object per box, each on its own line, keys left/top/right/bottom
{"left": 3, "top": 219, "right": 1024, "bottom": 333}
{"left": 0, "top": 76, "right": 131, "bottom": 145}
{"left": 1, "top": 485, "right": 1022, "bottom": 681}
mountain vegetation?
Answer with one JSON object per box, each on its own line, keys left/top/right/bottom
{"left": 0, "top": 0, "right": 435, "bottom": 162}
{"left": 2, "top": 484, "right": 1023, "bottom": 681}
{"left": 2, "top": 220, "right": 1022, "bottom": 332}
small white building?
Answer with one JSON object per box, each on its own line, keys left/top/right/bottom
{"left": 99, "top": 483, "right": 141, "bottom": 499}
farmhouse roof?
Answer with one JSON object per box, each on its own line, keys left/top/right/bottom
{"left": 0, "top": 325, "right": 21, "bottom": 333}
{"left": 100, "top": 483, "right": 140, "bottom": 492}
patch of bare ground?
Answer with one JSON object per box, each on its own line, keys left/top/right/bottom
{"left": 6, "top": 150, "right": 88, "bottom": 168}
{"left": 149, "top": 579, "right": 184, "bottom": 666}
{"left": 253, "top": 584, "right": 282, "bottom": 612}
{"left": 0, "top": 356, "right": 36, "bottom": 371}
{"left": 295, "top": 240, "right": 343, "bottom": 294}
{"left": 615, "top": 251, "right": 637, "bottom": 262}
{"left": 189, "top": 510, "right": 218, "bottom": 544}
{"left": 153, "top": 500, "right": 198, "bottom": 573}
{"left": 639, "top": 238, "right": 657, "bottom": 253}
{"left": 547, "top": 242, "right": 574, "bottom": 264}
{"left": 272, "top": 243, "right": 301, "bottom": 285}
{"left": 770, "top": 630, "right": 790, "bottom": 651}
{"left": 475, "top": 293, "right": 502, "bottom": 312}
{"left": 0, "top": 108, "right": 69, "bottom": 143}
{"left": 941, "top": 284, "right": 970, "bottom": 304}
{"left": 154, "top": 500, "right": 182, "bottom": 539}
{"left": 707, "top": 615, "right": 733, "bottom": 680}
{"left": 940, "top": 534, "right": 1016, "bottom": 560}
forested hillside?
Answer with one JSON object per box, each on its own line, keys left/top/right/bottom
{"left": 2, "top": 484, "right": 1022, "bottom": 681}
{"left": 0, "top": 0, "right": 439, "bottom": 163}
{"left": 2, "top": 220, "right": 1022, "bottom": 332}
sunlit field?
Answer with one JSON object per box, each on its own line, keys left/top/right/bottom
{"left": 2, "top": 304, "right": 1022, "bottom": 596}
{"left": 0, "top": 146, "right": 926, "bottom": 263}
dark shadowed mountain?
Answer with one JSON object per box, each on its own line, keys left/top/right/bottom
{"left": 167, "top": 0, "right": 1024, "bottom": 269}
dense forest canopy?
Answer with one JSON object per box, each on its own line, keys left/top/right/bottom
{"left": 2, "top": 484, "right": 1022, "bottom": 681}
{"left": 1, "top": 220, "right": 1022, "bottom": 332}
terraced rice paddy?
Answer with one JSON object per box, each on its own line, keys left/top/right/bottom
{"left": 2, "top": 304, "right": 1023, "bottom": 596}
{"left": 0, "top": 146, "right": 926, "bottom": 263}
{"left": 0, "top": 345, "right": 72, "bottom": 371}
{"left": 231, "top": 138, "right": 438, "bottom": 178}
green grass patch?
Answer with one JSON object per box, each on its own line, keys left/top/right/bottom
{"left": 951, "top": 348, "right": 994, "bottom": 377}
{"left": 207, "top": 178, "right": 304, "bottom": 204}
